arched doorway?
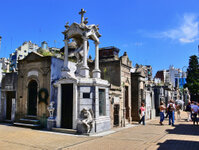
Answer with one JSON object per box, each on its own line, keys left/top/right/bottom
{"left": 28, "top": 80, "right": 38, "bottom": 116}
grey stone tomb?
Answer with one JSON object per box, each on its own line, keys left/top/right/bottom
{"left": 52, "top": 9, "right": 111, "bottom": 134}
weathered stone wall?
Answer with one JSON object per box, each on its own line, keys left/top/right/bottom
{"left": 50, "top": 57, "right": 63, "bottom": 117}
{"left": 89, "top": 52, "right": 132, "bottom": 127}
{"left": 0, "top": 73, "right": 17, "bottom": 121}
{"left": 131, "top": 72, "right": 146, "bottom": 121}
{"left": 120, "top": 64, "right": 132, "bottom": 123}
{"left": 16, "top": 54, "right": 51, "bottom": 124}
{"left": 99, "top": 61, "right": 121, "bottom": 87}
{"left": 145, "top": 90, "right": 152, "bottom": 120}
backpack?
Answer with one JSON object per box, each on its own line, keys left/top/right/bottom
{"left": 168, "top": 103, "right": 174, "bottom": 112}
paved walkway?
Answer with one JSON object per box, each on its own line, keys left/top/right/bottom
{"left": 0, "top": 111, "right": 199, "bottom": 150}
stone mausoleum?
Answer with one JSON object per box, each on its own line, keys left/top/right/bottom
{"left": 53, "top": 9, "right": 111, "bottom": 133}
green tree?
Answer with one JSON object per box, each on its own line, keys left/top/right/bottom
{"left": 184, "top": 55, "right": 199, "bottom": 101}
{"left": 37, "top": 48, "right": 54, "bottom": 56}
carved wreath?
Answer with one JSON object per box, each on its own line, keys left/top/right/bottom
{"left": 38, "top": 88, "right": 49, "bottom": 105}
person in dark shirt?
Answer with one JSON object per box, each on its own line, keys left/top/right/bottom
{"left": 185, "top": 101, "right": 191, "bottom": 122}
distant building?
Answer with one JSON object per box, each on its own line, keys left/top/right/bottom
{"left": 0, "top": 58, "right": 10, "bottom": 72}
{"left": 154, "top": 70, "right": 170, "bottom": 84}
{"left": 41, "top": 41, "right": 49, "bottom": 50}
{"left": 10, "top": 41, "right": 39, "bottom": 71}
{"left": 154, "top": 65, "right": 186, "bottom": 89}
{"left": 0, "top": 58, "right": 10, "bottom": 104}
{"left": 169, "top": 65, "right": 186, "bottom": 89}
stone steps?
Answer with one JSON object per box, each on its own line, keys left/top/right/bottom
{"left": 14, "top": 116, "right": 41, "bottom": 129}
{"left": 52, "top": 128, "right": 77, "bottom": 134}
{"left": 14, "top": 122, "right": 40, "bottom": 128}
{"left": 19, "top": 118, "right": 40, "bottom": 124}
{"left": 25, "top": 115, "right": 38, "bottom": 120}
{"left": 4, "top": 120, "right": 13, "bottom": 123}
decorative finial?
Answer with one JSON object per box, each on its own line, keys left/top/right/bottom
{"left": 96, "top": 24, "right": 99, "bottom": 30}
{"left": 83, "top": 17, "right": 88, "bottom": 25}
{"left": 65, "top": 22, "right": 69, "bottom": 29}
{"left": 79, "top": 8, "right": 86, "bottom": 24}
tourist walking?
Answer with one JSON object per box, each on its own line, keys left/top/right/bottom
{"left": 190, "top": 101, "right": 194, "bottom": 120}
{"left": 167, "top": 100, "right": 175, "bottom": 126}
{"left": 185, "top": 101, "right": 191, "bottom": 122}
{"left": 191, "top": 102, "right": 199, "bottom": 125}
{"left": 139, "top": 102, "right": 146, "bottom": 125}
{"left": 159, "top": 101, "right": 166, "bottom": 125}
{"left": 176, "top": 104, "right": 181, "bottom": 121}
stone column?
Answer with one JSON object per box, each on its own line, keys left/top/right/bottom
{"left": 80, "top": 37, "right": 89, "bottom": 78}
{"left": 63, "top": 39, "right": 70, "bottom": 71}
{"left": 93, "top": 41, "right": 101, "bottom": 78}
{"left": 56, "top": 84, "right": 61, "bottom": 128}
{"left": 83, "top": 37, "right": 88, "bottom": 68}
{"left": 61, "top": 39, "right": 70, "bottom": 78}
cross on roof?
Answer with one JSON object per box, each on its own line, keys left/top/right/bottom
{"left": 79, "top": 8, "right": 86, "bottom": 24}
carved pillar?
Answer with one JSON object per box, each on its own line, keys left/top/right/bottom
{"left": 56, "top": 84, "right": 61, "bottom": 127}
{"left": 61, "top": 39, "right": 70, "bottom": 78}
{"left": 62, "top": 39, "right": 70, "bottom": 71}
{"left": 80, "top": 37, "right": 89, "bottom": 78}
{"left": 83, "top": 37, "right": 88, "bottom": 68}
{"left": 92, "top": 41, "right": 101, "bottom": 78}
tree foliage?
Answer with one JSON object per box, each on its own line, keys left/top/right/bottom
{"left": 184, "top": 55, "right": 199, "bottom": 101}
{"left": 37, "top": 48, "right": 54, "bottom": 56}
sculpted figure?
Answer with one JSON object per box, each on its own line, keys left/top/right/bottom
{"left": 47, "top": 101, "right": 55, "bottom": 119}
{"left": 81, "top": 108, "right": 93, "bottom": 133}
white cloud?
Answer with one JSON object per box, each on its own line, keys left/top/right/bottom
{"left": 158, "top": 14, "right": 199, "bottom": 43}
{"left": 134, "top": 42, "right": 143, "bottom": 46}
{"left": 121, "top": 42, "right": 143, "bottom": 48}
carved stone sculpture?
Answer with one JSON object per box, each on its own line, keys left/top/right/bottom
{"left": 47, "top": 101, "right": 55, "bottom": 119}
{"left": 77, "top": 108, "right": 93, "bottom": 133}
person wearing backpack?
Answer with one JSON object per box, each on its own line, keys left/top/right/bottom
{"left": 167, "top": 100, "right": 176, "bottom": 126}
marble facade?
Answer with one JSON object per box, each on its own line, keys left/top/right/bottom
{"left": 53, "top": 9, "right": 111, "bottom": 133}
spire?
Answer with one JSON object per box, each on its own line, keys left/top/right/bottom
{"left": 79, "top": 8, "right": 86, "bottom": 24}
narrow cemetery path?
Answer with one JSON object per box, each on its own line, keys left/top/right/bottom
{"left": 0, "top": 111, "right": 199, "bottom": 150}
{"left": 63, "top": 111, "right": 199, "bottom": 150}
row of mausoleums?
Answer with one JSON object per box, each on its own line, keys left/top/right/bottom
{"left": 0, "top": 48, "right": 182, "bottom": 133}
{"left": 0, "top": 9, "right": 187, "bottom": 134}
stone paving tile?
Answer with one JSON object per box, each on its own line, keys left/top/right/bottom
{"left": 0, "top": 125, "right": 95, "bottom": 150}
{"left": 0, "top": 141, "right": 41, "bottom": 150}
{"left": 0, "top": 111, "right": 199, "bottom": 150}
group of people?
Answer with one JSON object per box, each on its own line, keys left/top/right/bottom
{"left": 138, "top": 99, "right": 197, "bottom": 126}
{"left": 185, "top": 101, "right": 199, "bottom": 125}
{"left": 159, "top": 100, "right": 177, "bottom": 126}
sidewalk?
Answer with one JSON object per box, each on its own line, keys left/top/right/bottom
{"left": 64, "top": 111, "right": 199, "bottom": 150}
{"left": 0, "top": 111, "right": 198, "bottom": 150}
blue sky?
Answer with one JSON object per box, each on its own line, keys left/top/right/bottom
{"left": 0, "top": 0, "right": 199, "bottom": 75}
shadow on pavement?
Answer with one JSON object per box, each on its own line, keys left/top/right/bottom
{"left": 157, "top": 140, "right": 199, "bottom": 150}
{"left": 166, "top": 124, "right": 199, "bottom": 136}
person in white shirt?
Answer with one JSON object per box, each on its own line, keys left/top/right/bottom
{"left": 191, "top": 102, "right": 199, "bottom": 125}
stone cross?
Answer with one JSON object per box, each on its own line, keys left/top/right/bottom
{"left": 79, "top": 8, "right": 86, "bottom": 24}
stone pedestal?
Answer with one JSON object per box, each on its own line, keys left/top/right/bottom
{"left": 77, "top": 122, "right": 88, "bottom": 134}
{"left": 79, "top": 67, "right": 90, "bottom": 78}
{"left": 47, "top": 118, "right": 56, "bottom": 130}
{"left": 92, "top": 69, "right": 101, "bottom": 78}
